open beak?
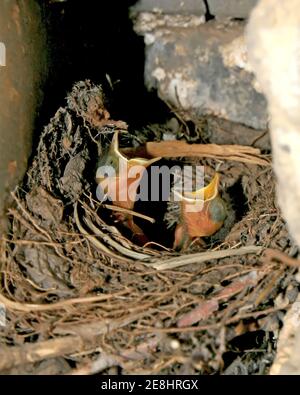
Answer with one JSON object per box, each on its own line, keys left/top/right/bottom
{"left": 96, "top": 130, "right": 161, "bottom": 210}
{"left": 174, "top": 172, "right": 227, "bottom": 250}
{"left": 96, "top": 131, "right": 161, "bottom": 245}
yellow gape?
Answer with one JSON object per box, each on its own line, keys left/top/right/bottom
{"left": 174, "top": 173, "right": 227, "bottom": 250}
{"left": 96, "top": 131, "right": 161, "bottom": 244}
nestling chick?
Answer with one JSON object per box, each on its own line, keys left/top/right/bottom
{"left": 96, "top": 131, "right": 161, "bottom": 243}
{"left": 171, "top": 172, "right": 228, "bottom": 250}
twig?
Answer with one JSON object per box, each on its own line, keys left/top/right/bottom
{"left": 74, "top": 202, "right": 132, "bottom": 263}
{"left": 148, "top": 245, "right": 263, "bottom": 270}
{"left": 53, "top": 310, "right": 157, "bottom": 337}
{"left": 264, "top": 248, "right": 300, "bottom": 267}
{"left": 71, "top": 353, "right": 118, "bottom": 375}
{"left": 83, "top": 215, "right": 151, "bottom": 260}
{"left": 122, "top": 141, "right": 270, "bottom": 166}
{"left": 3, "top": 238, "right": 83, "bottom": 247}
{"left": 0, "top": 310, "right": 155, "bottom": 371}
{"left": 102, "top": 204, "right": 155, "bottom": 224}
{"left": 71, "top": 337, "right": 158, "bottom": 375}
{"left": 0, "top": 331, "right": 158, "bottom": 373}
{"left": 254, "top": 268, "right": 285, "bottom": 307}
{"left": 80, "top": 203, "right": 152, "bottom": 261}
{"left": 134, "top": 305, "right": 289, "bottom": 334}
{"left": 0, "top": 289, "right": 130, "bottom": 313}
{"left": 0, "top": 336, "right": 82, "bottom": 371}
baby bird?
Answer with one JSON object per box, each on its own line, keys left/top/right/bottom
{"left": 96, "top": 131, "right": 161, "bottom": 243}
{"left": 173, "top": 173, "right": 227, "bottom": 250}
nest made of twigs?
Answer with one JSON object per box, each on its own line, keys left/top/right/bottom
{"left": 0, "top": 81, "right": 298, "bottom": 375}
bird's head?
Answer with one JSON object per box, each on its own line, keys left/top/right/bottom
{"left": 174, "top": 172, "right": 227, "bottom": 249}
{"left": 96, "top": 131, "right": 161, "bottom": 209}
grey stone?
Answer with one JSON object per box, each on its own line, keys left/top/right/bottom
{"left": 206, "top": 117, "right": 270, "bottom": 149}
{"left": 247, "top": 0, "right": 300, "bottom": 256}
{"left": 208, "top": 0, "right": 258, "bottom": 19}
{"left": 136, "top": 19, "right": 268, "bottom": 131}
{"left": 131, "top": 0, "right": 206, "bottom": 15}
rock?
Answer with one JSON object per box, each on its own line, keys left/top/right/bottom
{"left": 208, "top": 0, "right": 258, "bottom": 19}
{"left": 247, "top": 0, "right": 300, "bottom": 247}
{"left": 206, "top": 116, "right": 270, "bottom": 149}
{"left": 135, "top": 17, "right": 268, "bottom": 131}
{"left": 270, "top": 294, "right": 300, "bottom": 374}
{"left": 131, "top": 0, "right": 258, "bottom": 19}
{"left": 131, "top": 0, "right": 206, "bottom": 16}
{"left": 247, "top": 0, "right": 300, "bottom": 374}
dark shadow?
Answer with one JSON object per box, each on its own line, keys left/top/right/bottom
{"left": 134, "top": 159, "right": 175, "bottom": 247}
{"left": 226, "top": 178, "right": 248, "bottom": 222}
{"left": 37, "top": 0, "right": 168, "bottom": 135}
{"left": 222, "top": 330, "right": 275, "bottom": 373}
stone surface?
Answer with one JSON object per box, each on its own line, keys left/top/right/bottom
{"left": 270, "top": 294, "right": 300, "bottom": 374}
{"left": 247, "top": 0, "right": 300, "bottom": 248}
{"left": 134, "top": 11, "right": 205, "bottom": 36}
{"left": 132, "top": 0, "right": 258, "bottom": 19}
{"left": 135, "top": 17, "right": 268, "bottom": 131}
{"left": 208, "top": 0, "right": 258, "bottom": 19}
{"left": 206, "top": 116, "right": 270, "bottom": 149}
{"left": 0, "top": 1, "right": 48, "bottom": 232}
{"left": 131, "top": 0, "right": 206, "bottom": 15}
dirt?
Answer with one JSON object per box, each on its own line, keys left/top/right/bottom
{"left": 0, "top": 80, "right": 298, "bottom": 375}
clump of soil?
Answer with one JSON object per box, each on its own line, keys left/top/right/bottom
{"left": 0, "top": 81, "right": 298, "bottom": 375}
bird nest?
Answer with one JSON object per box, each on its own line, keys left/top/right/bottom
{"left": 0, "top": 81, "right": 298, "bottom": 374}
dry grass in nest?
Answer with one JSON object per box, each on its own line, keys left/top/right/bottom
{"left": 0, "top": 81, "right": 299, "bottom": 375}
